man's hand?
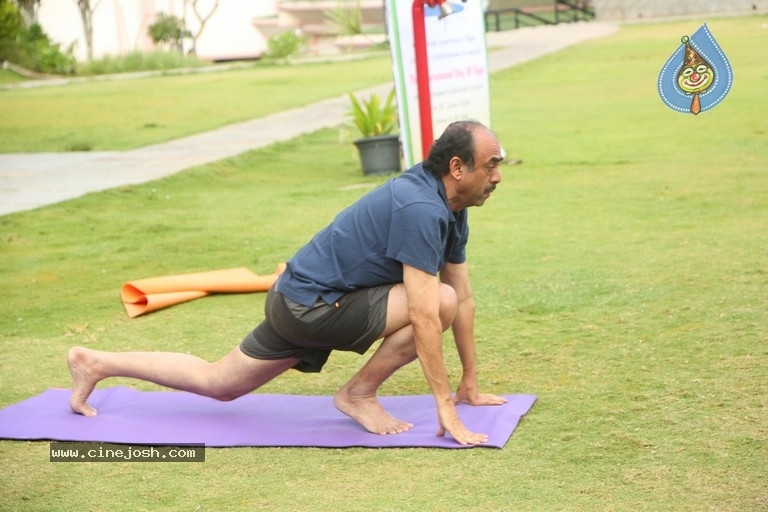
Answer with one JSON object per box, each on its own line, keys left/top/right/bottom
{"left": 434, "top": 404, "right": 489, "bottom": 445}
{"left": 434, "top": 386, "right": 507, "bottom": 445}
{"left": 455, "top": 381, "right": 509, "bottom": 406}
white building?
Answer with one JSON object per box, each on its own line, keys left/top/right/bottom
{"left": 37, "top": 0, "right": 278, "bottom": 62}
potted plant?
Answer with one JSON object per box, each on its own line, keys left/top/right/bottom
{"left": 347, "top": 88, "right": 402, "bottom": 176}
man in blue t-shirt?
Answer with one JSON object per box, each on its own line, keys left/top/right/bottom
{"left": 68, "top": 120, "right": 507, "bottom": 446}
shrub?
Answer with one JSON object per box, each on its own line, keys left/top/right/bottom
{"left": 77, "top": 50, "right": 205, "bottom": 76}
{"left": 265, "top": 30, "right": 307, "bottom": 60}
{"left": 15, "top": 23, "right": 76, "bottom": 75}
{"left": 0, "top": 1, "right": 76, "bottom": 76}
{"left": 148, "top": 13, "right": 186, "bottom": 52}
{"left": 0, "top": 0, "right": 22, "bottom": 61}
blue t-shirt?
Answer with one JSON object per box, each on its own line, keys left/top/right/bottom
{"left": 277, "top": 163, "right": 469, "bottom": 307}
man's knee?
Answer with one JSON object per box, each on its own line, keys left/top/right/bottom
{"left": 439, "top": 283, "right": 458, "bottom": 327}
{"left": 217, "top": 391, "right": 243, "bottom": 402}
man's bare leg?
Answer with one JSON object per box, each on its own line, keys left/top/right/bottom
{"left": 333, "top": 283, "right": 457, "bottom": 434}
{"left": 68, "top": 345, "right": 299, "bottom": 416}
{"left": 333, "top": 325, "right": 419, "bottom": 434}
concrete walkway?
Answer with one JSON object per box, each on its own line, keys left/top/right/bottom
{"left": 0, "top": 22, "right": 618, "bottom": 217}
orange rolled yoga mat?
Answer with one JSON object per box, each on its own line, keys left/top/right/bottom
{"left": 121, "top": 264, "right": 286, "bottom": 318}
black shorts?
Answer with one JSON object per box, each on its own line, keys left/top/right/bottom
{"left": 240, "top": 284, "right": 394, "bottom": 373}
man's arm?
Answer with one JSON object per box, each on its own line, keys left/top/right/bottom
{"left": 402, "top": 263, "right": 488, "bottom": 445}
{"left": 439, "top": 262, "right": 508, "bottom": 406}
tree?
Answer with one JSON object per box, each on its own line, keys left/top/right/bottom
{"left": 1, "top": 2, "right": 76, "bottom": 75}
{"left": 148, "top": 12, "right": 185, "bottom": 54}
{"left": 74, "top": 0, "right": 101, "bottom": 60}
{"left": 13, "top": 0, "right": 40, "bottom": 24}
{"left": 184, "top": 0, "right": 219, "bottom": 55}
{"left": 0, "top": 0, "right": 22, "bottom": 61}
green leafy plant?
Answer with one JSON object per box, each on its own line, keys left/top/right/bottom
{"left": 0, "top": 0, "right": 22, "bottom": 60}
{"left": 326, "top": 0, "right": 363, "bottom": 36}
{"left": 1, "top": 17, "right": 76, "bottom": 75}
{"left": 265, "top": 30, "right": 307, "bottom": 60}
{"left": 346, "top": 88, "right": 398, "bottom": 138}
{"left": 147, "top": 13, "right": 186, "bottom": 53}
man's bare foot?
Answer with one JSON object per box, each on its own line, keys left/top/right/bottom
{"left": 333, "top": 384, "right": 414, "bottom": 435}
{"left": 68, "top": 346, "right": 101, "bottom": 416}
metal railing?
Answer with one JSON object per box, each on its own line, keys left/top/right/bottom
{"left": 554, "top": 0, "right": 595, "bottom": 23}
{"left": 485, "top": 0, "right": 594, "bottom": 32}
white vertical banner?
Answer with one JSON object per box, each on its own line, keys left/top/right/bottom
{"left": 386, "top": 0, "right": 491, "bottom": 168}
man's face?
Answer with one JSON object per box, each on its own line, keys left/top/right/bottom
{"left": 464, "top": 129, "right": 503, "bottom": 207}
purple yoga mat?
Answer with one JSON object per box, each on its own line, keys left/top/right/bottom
{"left": 0, "top": 387, "right": 536, "bottom": 449}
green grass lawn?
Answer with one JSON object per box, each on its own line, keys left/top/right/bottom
{"left": 0, "top": 56, "right": 393, "bottom": 153}
{"left": 0, "top": 69, "right": 26, "bottom": 84}
{"left": 1, "top": 15, "right": 767, "bottom": 512}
